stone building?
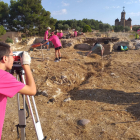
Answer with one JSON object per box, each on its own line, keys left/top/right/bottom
{"left": 115, "top": 7, "right": 132, "bottom": 27}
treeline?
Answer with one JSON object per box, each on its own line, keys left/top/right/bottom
{"left": 0, "top": 0, "right": 57, "bottom": 36}
{"left": 55, "top": 20, "right": 131, "bottom": 32}
{"left": 55, "top": 19, "right": 102, "bottom": 31}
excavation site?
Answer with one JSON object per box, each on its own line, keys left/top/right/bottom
{"left": 2, "top": 32, "right": 140, "bottom": 140}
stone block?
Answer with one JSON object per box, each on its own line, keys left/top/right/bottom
{"left": 103, "top": 43, "right": 113, "bottom": 55}
{"left": 74, "top": 43, "right": 91, "bottom": 50}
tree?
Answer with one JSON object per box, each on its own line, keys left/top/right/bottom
{"left": 114, "top": 26, "right": 124, "bottom": 32}
{"left": 132, "top": 26, "right": 140, "bottom": 32}
{"left": 0, "top": 1, "right": 9, "bottom": 28}
{"left": 58, "top": 23, "right": 63, "bottom": 30}
{"left": 0, "top": 25, "right": 6, "bottom": 40}
{"left": 8, "top": 0, "right": 57, "bottom": 35}
{"left": 63, "top": 24, "right": 69, "bottom": 30}
{"left": 83, "top": 25, "right": 92, "bottom": 32}
{"left": 124, "top": 26, "right": 130, "bottom": 32}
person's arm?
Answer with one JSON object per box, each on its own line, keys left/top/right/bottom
{"left": 87, "top": 51, "right": 92, "bottom": 56}
{"left": 19, "top": 52, "right": 36, "bottom": 96}
{"left": 19, "top": 65, "right": 36, "bottom": 96}
{"left": 40, "top": 40, "right": 49, "bottom": 46}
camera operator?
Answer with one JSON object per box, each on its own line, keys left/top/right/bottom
{"left": 0, "top": 42, "right": 36, "bottom": 139}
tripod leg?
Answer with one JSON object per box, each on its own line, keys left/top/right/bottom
{"left": 16, "top": 75, "right": 26, "bottom": 140}
{"left": 21, "top": 74, "right": 45, "bottom": 140}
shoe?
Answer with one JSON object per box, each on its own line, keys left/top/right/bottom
{"left": 59, "top": 57, "right": 61, "bottom": 61}
{"left": 54, "top": 58, "right": 59, "bottom": 62}
{"left": 47, "top": 48, "right": 50, "bottom": 51}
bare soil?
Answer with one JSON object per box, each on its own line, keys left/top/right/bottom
{"left": 2, "top": 38, "right": 140, "bottom": 140}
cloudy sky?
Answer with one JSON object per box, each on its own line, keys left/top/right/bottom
{"left": 4, "top": 0, "right": 140, "bottom": 26}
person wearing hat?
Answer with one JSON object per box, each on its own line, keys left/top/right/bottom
{"left": 44, "top": 27, "right": 51, "bottom": 51}
{"left": 41, "top": 31, "right": 62, "bottom": 62}
{"left": 59, "top": 30, "right": 63, "bottom": 39}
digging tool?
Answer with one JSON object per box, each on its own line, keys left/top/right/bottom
{"left": 41, "top": 45, "right": 44, "bottom": 61}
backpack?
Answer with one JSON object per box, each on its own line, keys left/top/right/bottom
{"left": 117, "top": 46, "right": 128, "bottom": 51}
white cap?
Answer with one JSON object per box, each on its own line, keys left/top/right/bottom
{"left": 47, "top": 27, "right": 51, "bottom": 30}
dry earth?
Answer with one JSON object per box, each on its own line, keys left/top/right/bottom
{"left": 2, "top": 34, "right": 140, "bottom": 140}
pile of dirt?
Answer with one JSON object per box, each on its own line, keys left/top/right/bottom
{"left": 2, "top": 34, "right": 140, "bottom": 140}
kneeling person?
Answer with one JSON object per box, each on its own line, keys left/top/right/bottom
{"left": 87, "top": 42, "right": 104, "bottom": 57}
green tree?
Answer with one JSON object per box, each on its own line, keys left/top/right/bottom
{"left": 58, "top": 23, "right": 63, "bottom": 30}
{"left": 83, "top": 25, "right": 92, "bottom": 32}
{"left": 124, "top": 26, "right": 130, "bottom": 32}
{"left": 63, "top": 24, "right": 69, "bottom": 30}
{"left": 8, "top": 0, "right": 56, "bottom": 35}
{"left": 0, "top": 25, "right": 6, "bottom": 40}
{"left": 114, "top": 26, "right": 124, "bottom": 32}
{"left": 132, "top": 26, "right": 140, "bottom": 32}
{"left": 0, "top": 1, "right": 9, "bottom": 28}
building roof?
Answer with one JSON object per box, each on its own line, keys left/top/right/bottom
{"left": 127, "top": 17, "right": 132, "bottom": 21}
{"left": 115, "top": 18, "right": 119, "bottom": 21}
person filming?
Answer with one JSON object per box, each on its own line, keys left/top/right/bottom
{"left": 0, "top": 42, "right": 36, "bottom": 140}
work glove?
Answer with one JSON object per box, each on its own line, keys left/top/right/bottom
{"left": 20, "top": 51, "right": 31, "bottom": 65}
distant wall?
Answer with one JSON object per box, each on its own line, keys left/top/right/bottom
{"left": 0, "top": 32, "right": 22, "bottom": 43}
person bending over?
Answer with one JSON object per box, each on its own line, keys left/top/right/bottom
{"left": 41, "top": 31, "right": 62, "bottom": 62}
{"left": 87, "top": 42, "right": 104, "bottom": 57}
{"left": 0, "top": 42, "right": 36, "bottom": 140}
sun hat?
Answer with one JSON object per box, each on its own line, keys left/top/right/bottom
{"left": 47, "top": 27, "right": 51, "bottom": 30}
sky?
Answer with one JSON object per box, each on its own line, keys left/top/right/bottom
{"left": 3, "top": 0, "right": 140, "bottom": 26}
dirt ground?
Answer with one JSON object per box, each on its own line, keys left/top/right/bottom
{"left": 2, "top": 36, "right": 140, "bottom": 140}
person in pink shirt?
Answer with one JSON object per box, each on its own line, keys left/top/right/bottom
{"left": 0, "top": 42, "right": 36, "bottom": 140}
{"left": 74, "top": 30, "right": 77, "bottom": 37}
{"left": 43, "top": 27, "right": 51, "bottom": 51}
{"left": 59, "top": 30, "right": 63, "bottom": 39}
{"left": 41, "top": 31, "right": 62, "bottom": 62}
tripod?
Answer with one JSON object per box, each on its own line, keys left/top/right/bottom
{"left": 10, "top": 63, "right": 47, "bottom": 140}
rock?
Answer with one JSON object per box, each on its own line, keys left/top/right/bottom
{"left": 103, "top": 43, "right": 114, "bottom": 55}
{"left": 42, "top": 90, "right": 48, "bottom": 97}
{"left": 77, "top": 119, "right": 90, "bottom": 126}
{"left": 37, "top": 90, "right": 48, "bottom": 97}
{"left": 61, "top": 75, "right": 67, "bottom": 79}
{"left": 34, "top": 38, "right": 44, "bottom": 43}
{"left": 111, "top": 73, "right": 115, "bottom": 76}
{"left": 49, "top": 98, "right": 55, "bottom": 103}
{"left": 74, "top": 43, "right": 91, "bottom": 50}
{"left": 64, "top": 97, "right": 71, "bottom": 102}
{"left": 31, "top": 69, "right": 35, "bottom": 72}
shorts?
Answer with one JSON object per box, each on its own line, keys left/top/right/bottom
{"left": 55, "top": 46, "right": 62, "bottom": 50}
{"left": 91, "top": 44, "right": 103, "bottom": 51}
{"left": 41, "top": 40, "right": 49, "bottom": 45}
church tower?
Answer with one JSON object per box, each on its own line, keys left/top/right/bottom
{"left": 115, "top": 7, "right": 132, "bottom": 28}
{"left": 121, "top": 7, "right": 126, "bottom": 27}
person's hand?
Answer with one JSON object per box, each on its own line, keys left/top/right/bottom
{"left": 20, "top": 51, "right": 31, "bottom": 65}
{"left": 40, "top": 43, "right": 43, "bottom": 46}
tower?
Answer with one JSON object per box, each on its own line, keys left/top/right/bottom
{"left": 115, "top": 7, "right": 132, "bottom": 27}
{"left": 121, "top": 7, "right": 126, "bottom": 27}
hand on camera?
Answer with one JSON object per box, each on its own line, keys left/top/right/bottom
{"left": 20, "top": 51, "right": 31, "bottom": 65}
